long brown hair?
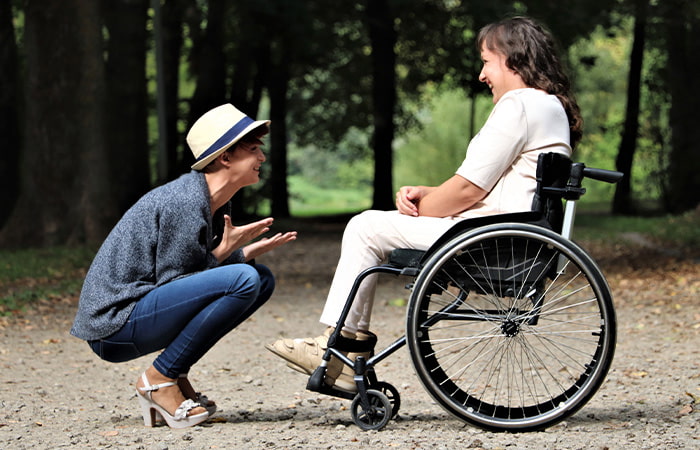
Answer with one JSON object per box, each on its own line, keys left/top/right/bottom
{"left": 477, "top": 17, "right": 583, "bottom": 149}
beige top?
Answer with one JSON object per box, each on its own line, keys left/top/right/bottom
{"left": 455, "top": 88, "right": 572, "bottom": 218}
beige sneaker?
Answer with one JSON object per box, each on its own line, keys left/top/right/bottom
{"left": 266, "top": 327, "right": 354, "bottom": 380}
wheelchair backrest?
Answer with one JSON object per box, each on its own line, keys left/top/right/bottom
{"left": 531, "top": 152, "right": 573, "bottom": 234}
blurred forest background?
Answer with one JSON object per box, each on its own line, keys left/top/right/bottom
{"left": 0, "top": 0, "right": 699, "bottom": 249}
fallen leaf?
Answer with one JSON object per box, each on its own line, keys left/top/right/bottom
{"left": 678, "top": 404, "right": 693, "bottom": 417}
{"left": 623, "top": 369, "right": 648, "bottom": 379}
{"left": 388, "top": 298, "right": 407, "bottom": 307}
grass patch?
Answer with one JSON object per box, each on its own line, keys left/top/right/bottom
{"left": 288, "top": 175, "right": 372, "bottom": 217}
{"left": 1, "top": 207, "right": 696, "bottom": 317}
{"left": 574, "top": 209, "right": 700, "bottom": 246}
{"left": 0, "top": 246, "right": 96, "bottom": 315}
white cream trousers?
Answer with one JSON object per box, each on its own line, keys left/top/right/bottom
{"left": 319, "top": 210, "right": 465, "bottom": 334}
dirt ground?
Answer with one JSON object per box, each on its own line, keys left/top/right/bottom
{"left": 1, "top": 221, "right": 698, "bottom": 449}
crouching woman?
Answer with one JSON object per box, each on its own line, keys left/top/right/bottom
{"left": 71, "top": 104, "right": 296, "bottom": 428}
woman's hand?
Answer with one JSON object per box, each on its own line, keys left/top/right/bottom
{"left": 212, "top": 216, "right": 274, "bottom": 263}
{"left": 396, "top": 185, "right": 429, "bottom": 216}
{"left": 242, "top": 230, "right": 297, "bottom": 261}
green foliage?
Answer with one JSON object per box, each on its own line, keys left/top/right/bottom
{"left": 288, "top": 127, "right": 371, "bottom": 189}
{"left": 568, "top": 22, "right": 628, "bottom": 202}
{"left": 569, "top": 18, "right": 672, "bottom": 206}
{"left": 287, "top": 127, "right": 373, "bottom": 216}
{"left": 394, "top": 84, "right": 492, "bottom": 188}
{"left": 633, "top": 43, "right": 671, "bottom": 204}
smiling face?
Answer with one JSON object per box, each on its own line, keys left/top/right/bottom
{"left": 227, "top": 137, "right": 266, "bottom": 187}
{"left": 478, "top": 44, "right": 527, "bottom": 104}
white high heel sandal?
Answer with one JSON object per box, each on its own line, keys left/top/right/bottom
{"left": 136, "top": 372, "right": 209, "bottom": 428}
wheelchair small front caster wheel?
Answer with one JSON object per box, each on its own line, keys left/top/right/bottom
{"left": 373, "top": 381, "right": 401, "bottom": 418}
{"left": 351, "top": 389, "right": 392, "bottom": 431}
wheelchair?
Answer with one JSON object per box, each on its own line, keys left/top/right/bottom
{"left": 305, "top": 152, "right": 624, "bottom": 432}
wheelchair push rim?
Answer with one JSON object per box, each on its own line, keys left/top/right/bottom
{"left": 406, "top": 223, "right": 616, "bottom": 432}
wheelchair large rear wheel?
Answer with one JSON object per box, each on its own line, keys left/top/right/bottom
{"left": 406, "top": 223, "right": 616, "bottom": 431}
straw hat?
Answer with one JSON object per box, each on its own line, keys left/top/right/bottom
{"left": 187, "top": 104, "right": 270, "bottom": 170}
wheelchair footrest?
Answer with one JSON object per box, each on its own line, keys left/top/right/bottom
{"left": 314, "top": 382, "right": 356, "bottom": 400}
{"left": 306, "top": 366, "right": 356, "bottom": 400}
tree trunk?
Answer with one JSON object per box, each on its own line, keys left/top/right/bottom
{"left": 268, "top": 45, "right": 290, "bottom": 218}
{"left": 230, "top": 41, "right": 255, "bottom": 115}
{"left": 228, "top": 4, "right": 269, "bottom": 119}
{"left": 367, "top": 0, "right": 397, "bottom": 211}
{"left": 0, "top": 0, "right": 20, "bottom": 228}
{"left": 227, "top": 7, "right": 270, "bottom": 218}
{"left": 162, "top": 0, "right": 187, "bottom": 180}
{"left": 1, "top": 0, "right": 112, "bottom": 247}
{"left": 185, "top": 0, "right": 227, "bottom": 174}
{"left": 103, "top": 0, "right": 150, "bottom": 212}
{"left": 613, "top": 0, "right": 647, "bottom": 214}
{"left": 662, "top": 0, "right": 700, "bottom": 213}
{"left": 247, "top": 44, "right": 269, "bottom": 122}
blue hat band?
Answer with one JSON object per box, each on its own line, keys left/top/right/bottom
{"left": 195, "top": 116, "right": 255, "bottom": 163}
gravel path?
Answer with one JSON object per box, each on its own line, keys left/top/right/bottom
{"left": 1, "top": 223, "right": 698, "bottom": 449}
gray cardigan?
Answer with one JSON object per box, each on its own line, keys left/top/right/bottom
{"left": 70, "top": 171, "right": 244, "bottom": 341}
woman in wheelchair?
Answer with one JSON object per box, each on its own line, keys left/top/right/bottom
{"left": 267, "top": 16, "right": 582, "bottom": 393}
{"left": 71, "top": 104, "right": 296, "bottom": 429}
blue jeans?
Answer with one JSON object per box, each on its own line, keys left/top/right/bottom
{"left": 89, "top": 263, "right": 274, "bottom": 378}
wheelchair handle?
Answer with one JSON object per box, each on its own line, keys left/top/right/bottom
{"left": 556, "top": 163, "right": 624, "bottom": 201}
{"left": 583, "top": 167, "right": 624, "bottom": 184}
